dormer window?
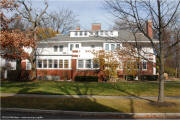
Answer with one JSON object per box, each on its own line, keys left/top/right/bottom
{"left": 84, "top": 31, "right": 87, "bottom": 36}
{"left": 75, "top": 32, "right": 78, "bottom": 36}
{"left": 54, "top": 46, "right": 58, "bottom": 52}
{"left": 59, "top": 45, "right": 63, "bottom": 52}
{"left": 100, "top": 31, "right": 103, "bottom": 35}
{"left": 80, "top": 31, "right": 82, "bottom": 36}
{"left": 105, "top": 31, "right": 108, "bottom": 35}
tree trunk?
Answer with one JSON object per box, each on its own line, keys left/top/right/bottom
{"left": 29, "top": 58, "right": 37, "bottom": 81}
{"left": 158, "top": 56, "right": 165, "bottom": 102}
{"left": 16, "top": 59, "right": 22, "bottom": 81}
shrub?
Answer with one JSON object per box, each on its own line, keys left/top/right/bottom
{"left": 141, "top": 75, "right": 158, "bottom": 81}
{"left": 75, "top": 76, "right": 98, "bottom": 82}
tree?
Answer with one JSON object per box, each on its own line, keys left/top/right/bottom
{"left": 16, "top": 0, "right": 48, "bottom": 80}
{"left": 47, "top": 9, "right": 78, "bottom": 34}
{"left": 105, "top": 0, "right": 180, "bottom": 102}
{"left": 0, "top": 0, "right": 35, "bottom": 80}
{"left": 36, "top": 27, "right": 58, "bottom": 41}
{"left": 92, "top": 50, "right": 120, "bottom": 82}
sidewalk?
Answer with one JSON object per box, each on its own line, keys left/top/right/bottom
{"left": 1, "top": 93, "right": 180, "bottom": 99}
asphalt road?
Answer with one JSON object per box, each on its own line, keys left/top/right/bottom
{"left": 1, "top": 110, "right": 99, "bottom": 119}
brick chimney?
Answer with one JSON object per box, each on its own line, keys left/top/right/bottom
{"left": 76, "top": 26, "right": 80, "bottom": 30}
{"left": 92, "top": 23, "right": 101, "bottom": 31}
{"left": 146, "top": 20, "right": 153, "bottom": 39}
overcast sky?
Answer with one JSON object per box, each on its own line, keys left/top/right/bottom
{"left": 32, "top": 0, "right": 114, "bottom": 30}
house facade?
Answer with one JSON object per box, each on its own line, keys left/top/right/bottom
{"left": 21, "top": 22, "right": 158, "bottom": 81}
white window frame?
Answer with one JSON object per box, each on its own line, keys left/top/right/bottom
{"left": 69, "top": 43, "right": 81, "bottom": 51}
{"left": 36, "top": 59, "right": 71, "bottom": 70}
{"left": 142, "top": 61, "right": 147, "bottom": 70}
{"left": 77, "top": 59, "right": 99, "bottom": 70}
{"left": 26, "top": 60, "right": 32, "bottom": 70}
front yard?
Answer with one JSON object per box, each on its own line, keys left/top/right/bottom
{"left": 1, "top": 80, "right": 180, "bottom": 96}
{"left": 1, "top": 96, "right": 180, "bottom": 113}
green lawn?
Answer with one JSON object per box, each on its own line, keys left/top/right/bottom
{"left": 1, "top": 96, "right": 180, "bottom": 113}
{"left": 1, "top": 81, "right": 180, "bottom": 96}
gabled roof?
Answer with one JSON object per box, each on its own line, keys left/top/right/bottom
{"left": 40, "top": 30, "right": 158, "bottom": 43}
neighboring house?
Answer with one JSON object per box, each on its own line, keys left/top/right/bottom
{"left": 21, "top": 22, "right": 158, "bottom": 81}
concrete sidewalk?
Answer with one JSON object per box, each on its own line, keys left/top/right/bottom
{"left": 1, "top": 93, "right": 180, "bottom": 99}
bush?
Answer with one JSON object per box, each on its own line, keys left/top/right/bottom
{"left": 141, "top": 75, "right": 158, "bottom": 81}
{"left": 7, "top": 70, "right": 30, "bottom": 81}
{"left": 126, "top": 75, "right": 136, "bottom": 81}
{"left": 75, "top": 76, "right": 98, "bottom": 82}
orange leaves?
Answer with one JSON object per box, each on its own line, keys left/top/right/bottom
{"left": 0, "top": 30, "right": 35, "bottom": 60}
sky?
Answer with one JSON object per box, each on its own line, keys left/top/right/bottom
{"left": 32, "top": 0, "right": 114, "bottom": 30}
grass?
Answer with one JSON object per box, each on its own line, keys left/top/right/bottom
{"left": 1, "top": 81, "right": 180, "bottom": 96}
{"left": 1, "top": 96, "right": 180, "bottom": 113}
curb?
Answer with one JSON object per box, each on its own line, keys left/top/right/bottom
{"left": 1, "top": 108, "right": 180, "bottom": 119}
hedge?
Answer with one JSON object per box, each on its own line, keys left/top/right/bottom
{"left": 75, "top": 76, "right": 98, "bottom": 82}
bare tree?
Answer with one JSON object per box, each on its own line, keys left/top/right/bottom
{"left": 47, "top": 9, "right": 78, "bottom": 34}
{"left": 16, "top": 0, "right": 48, "bottom": 80}
{"left": 105, "top": 0, "right": 180, "bottom": 103}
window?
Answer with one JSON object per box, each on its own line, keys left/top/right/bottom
{"left": 59, "top": 45, "right": 63, "bottom": 52}
{"left": 84, "top": 31, "right": 87, "bottom": 36}
{"left": 54, "top": 60, "right": 58, "bottom": 68}
{"left": 100, "top": 31, "right": 103, "bottom": 35}
{"left": 64, "top": 60, "right": 69, "bottom": 68}
{"left": 142, "top": 61, "right": 147, "bottom": 70}
{"left": 105, "top": 31, "right": 108, "bottom": 35}
{"left": 75, "top": 44, "right": 79, "bottom": 48}
{"left": 95, "top": 31, "right": 98, "bottom": 36}
{"left": 37, "top": 59, "right": 42, "bottom": 68}
{"left": 54, "top": 46, "right": 58, "bottom": 52}
{"left": 91, "top": 45, "right": 95, "bottom": 48}
{"left": 70, "top": 44, "right": 73, "bottom": 51}
{"left": 59, "top": 60, "right": 63, "bottom": 68}
{"left": 93, "top": 60, "right": 99, "bottom": 68}
{"left": 80, "top": 31, "right": 82, "bottom": 36}
{"left": 26, "top": 61, "right": 31, "bottom": 70}
{"left": 110, "top": 31, "right": 113, "bottom": 35}
{"left": 48, "top": 60, "right": 52, "bottom": 68}
{"left": 85, "top": 60, "right": 91, "bottom": 68}
{"left": 117, "top": 44, "right": 120, "bottom": 49}
{"left": 75, "top": 32, "right": 78, "bottom": 36}
{"left": 43, "top": 60, "right": 47, "bottom": 68}
{"left": 111, "top": 44, "right": 115, "bottom": 51}
{"left": 78, "top": 60, "right": 84, "bottom": 68}
{"left": 105, "top": 44, "right": 109, "bottom": 50}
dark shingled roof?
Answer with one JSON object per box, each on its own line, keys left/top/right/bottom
{"left": 40, "top": 30, "right": 158, "bottom": 43}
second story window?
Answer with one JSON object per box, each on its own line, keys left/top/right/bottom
{"left": 70, "top": 44, "right": 74, "bottom": 51}
{"left": 84, "top": 31, "right": 87, "bottom": 36}
{"left": 111, "top": 44, "right": 115, "bottom": 51}
{"left": 75, "top": 32, "right": 78, "bottom": 36}
{"left": 59, "top": 45, "right": 63, "bottom": 52}
{"left": 54, "top": 46, "right": 58, "bottom": 52}
{"left": 105, "top": 44, "right": 109, "bottom": 50}
{"left": 80, "top": 31, "right": 82, "bottom": 36}
{"left": 75, "top": 44, "right": 79, "bottom": 48}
